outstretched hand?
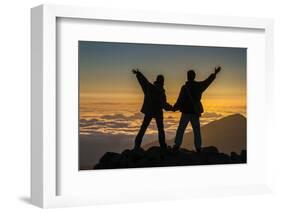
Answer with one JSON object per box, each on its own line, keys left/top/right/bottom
{"left": 132, "top": 69, "right": 140, "bottom": 74}
{"left": 214, "top": 66, "right": 221, "bottom": 75}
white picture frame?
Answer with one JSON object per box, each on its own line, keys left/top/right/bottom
{"left": 31, "top": 4, "right": 274, "bottom": 208}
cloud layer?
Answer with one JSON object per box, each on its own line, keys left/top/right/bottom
{"left": 80, "top": 110, "right": 225, "bottom": 140}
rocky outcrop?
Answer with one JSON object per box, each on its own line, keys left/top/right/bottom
{"left": 94, "top": 146, "right": 246, "bottom": 170}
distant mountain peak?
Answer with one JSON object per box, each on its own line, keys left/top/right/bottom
{"left": 220, "top": 113, "right": 246, "bottom": 120}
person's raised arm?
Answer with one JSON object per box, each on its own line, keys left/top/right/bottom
{"left": 200, "top": 66, "right": 221, "bottom": 92}
{"left": 132, "top": 69, "right": 150, "bottom": 92}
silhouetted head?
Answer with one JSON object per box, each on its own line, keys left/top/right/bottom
{"left": 154, "top": 74, "right": 164, "bottom": 87}
{"left": 187, "top": 70, "right": 196, "bottom": 81}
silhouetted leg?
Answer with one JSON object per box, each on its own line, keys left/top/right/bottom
{"left": 134, "top": 115, "right": 152, "bottom": 149}
{"left": 190, "top": 114, "right": 202, "bottom": 152}
{"left": 155, "top": 115, "right": 167, "bottom": 149}
{"left": 174, "top": 113, "right": 190, "bottom": 148}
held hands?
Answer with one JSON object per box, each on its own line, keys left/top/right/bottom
{"left": 166, "top": 103, "right": 173, "bottom": 111}
{"left": 214, "top": 66, "right": 221, "bottom": 75}
{"left": 165, "top": 104, "right": 177, "bottom": 112}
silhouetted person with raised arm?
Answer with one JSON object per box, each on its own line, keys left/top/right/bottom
{"left": 132, "top": 69, "right": 172, "bottom": 150}
{"left": 172, "top": 66, "right": 221, "bottom": 152}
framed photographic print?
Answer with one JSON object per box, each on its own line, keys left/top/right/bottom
{"left": 31, "top": 4, "right": 274, "bottom": 208}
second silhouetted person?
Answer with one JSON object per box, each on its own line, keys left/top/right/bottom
{"left": 172, "top": 66, "right": 221, "bottom": 152}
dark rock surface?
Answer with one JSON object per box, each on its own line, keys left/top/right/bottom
{"left": 93, "top": 146, "right": 247, "bottom": 170}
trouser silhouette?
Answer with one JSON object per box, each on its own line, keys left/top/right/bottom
{"left": 174, "top": 113, "right": 202, "bottom": 150}
{"left": 135, "top": 114, "right": 167, "bottom": 149}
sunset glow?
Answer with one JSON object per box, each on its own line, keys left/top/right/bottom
{"left": 79, "top": 41, "right": 246, "bottom": 168}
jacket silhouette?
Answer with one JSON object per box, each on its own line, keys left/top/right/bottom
{"left": 133, "top": 69, "right": 172, "bottom": 149}
{"left": 135, "top": 70, "right": 171, "bottom": 116}
{"left": 173, "top": 73, "right": 216, "bottom": 116}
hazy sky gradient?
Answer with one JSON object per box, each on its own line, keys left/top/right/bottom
{"left": 79, "top": 41, "right": 246, "bottom": 103}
